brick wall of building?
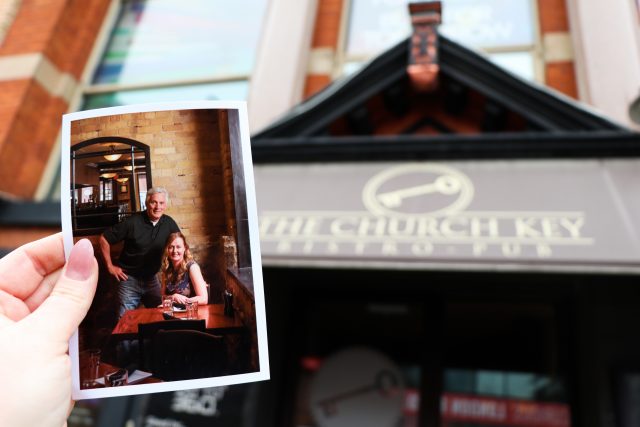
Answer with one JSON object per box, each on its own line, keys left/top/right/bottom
{"left": 0, "top": 0, "right": 111, "bottom": 198}
{"left": 537, "top": 0, "right": 578, "bottom": 98}
{"left": 304, "top": 0, "right": 344, "bottom": 98}
{"left": 70, "top": 109, "right": 238, "bottom": 302}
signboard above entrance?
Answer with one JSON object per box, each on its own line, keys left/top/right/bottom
{"left": 255, "top": 160, "right": 640, "bottom": 272}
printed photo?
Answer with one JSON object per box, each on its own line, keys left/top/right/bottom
{"left": 61, "top": 101, "right": 268, "bottom": 399}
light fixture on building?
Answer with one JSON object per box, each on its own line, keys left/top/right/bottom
{"left": 100, "top": 172, "right": 117, "bottom": 179}
{"left": 103, "top": 144, "right": 122, "bottom": 161}
{"left": 124, "top": 165, "right": 133, "bottom": 171}
{"left": 116, "top": 177, "right": 129, "bottom": 183}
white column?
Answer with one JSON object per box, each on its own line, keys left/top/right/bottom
{"left": 247, "top": 0, "right": 319, "bottom": 133}
{"left": 0, "top": 0, "right": 21, "bottom": 46}
{"left": 567, "top": 0, "right": 640, "bottom": 127}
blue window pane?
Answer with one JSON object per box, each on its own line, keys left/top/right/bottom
{"left": 488, "top": 51, "right": 536, "bottom": 81}
{"left": 444, "top": 369, "right": 475, "bottom": 393}
{"left": 343, "top": 61, "right": 366, "bottom": 76}
{"left": 476, "top": 370, "right": 505, "bottom": 396}
{"left": 93, "top": 0, "right": 268, "bottom": 85}
{"left": 347, "top": 0, "right": 410, "bottom": 58}
{"left": 505, "top": 372, "right": 537, "bottom": 399}
{"left": 347, "top": 0, "right": 535, "bottom": 56}
{"left": 441, "top": 0, "right": 535, "bottom": 49}
{"left": 82, "top": 81, "right": 248, "bottom": 110}
{"left": 444, "top": 369, "right": 569, "bottom": 401}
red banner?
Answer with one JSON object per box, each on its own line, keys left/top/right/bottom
{"left": 441, "top": 393, "right": 570, "bottom": 427}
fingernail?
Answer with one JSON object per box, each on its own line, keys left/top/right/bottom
{"left": 66, "top": 239, "right": 94, "bottom": 281}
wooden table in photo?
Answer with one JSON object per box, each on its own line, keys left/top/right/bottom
{"left": 112, "top": 303, "right": 246, "bottom": 339}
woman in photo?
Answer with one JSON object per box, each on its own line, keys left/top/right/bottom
{"left": 160, "top": 232, "right": 209, "bottom": 305}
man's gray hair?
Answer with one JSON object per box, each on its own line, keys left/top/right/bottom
{"left": 146, "top": 187, "right": 169, "bottom": 204}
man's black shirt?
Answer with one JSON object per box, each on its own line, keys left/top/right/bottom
{"left": 103, "top": 212, "right": 180, "bottom": 279}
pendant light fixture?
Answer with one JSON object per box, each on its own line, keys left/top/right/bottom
{"left": 103, "top": 144, "right": 122, "bottom": 162}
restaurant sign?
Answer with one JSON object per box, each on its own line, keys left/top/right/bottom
{"left": 254, "top": 160, "right": 640, "bottom": 270}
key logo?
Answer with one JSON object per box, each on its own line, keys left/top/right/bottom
{"left": 362, "top": 164, "right": 474, "bottom": 216}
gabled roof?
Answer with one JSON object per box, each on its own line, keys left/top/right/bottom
{"left": 252, "top": 36, "right": 640, "bottom": 162}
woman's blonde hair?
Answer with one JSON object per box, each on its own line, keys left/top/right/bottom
{"left": 160, "top": 232, "right": 194, "bottom": 295}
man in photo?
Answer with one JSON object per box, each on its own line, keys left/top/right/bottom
{"left": 99, "top": 187, "right": 180, "bottom": 317}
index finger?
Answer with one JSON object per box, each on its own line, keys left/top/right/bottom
{"left": 0, "top": 233, "right": 65, "bottom": 300}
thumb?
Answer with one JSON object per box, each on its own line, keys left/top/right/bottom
{"left": 26, "top": 239, "right": 98, "bottom": 342}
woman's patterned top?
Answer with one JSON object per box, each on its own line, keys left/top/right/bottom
{"left": 166, "top": 260, "right": 196, "bottom": 297}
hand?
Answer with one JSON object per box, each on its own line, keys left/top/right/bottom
{"left": 107, "top": 264, "right": 127, "bottom": 282}
{"left": 171, "top": 293, "right": 189, "bottom": 304}
{"left": 0, "top": 234, "right": 98, "bottom": 427}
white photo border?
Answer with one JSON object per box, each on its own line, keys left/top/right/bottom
{"left": 62, "top": 101, "right": 270, "bottom": 400}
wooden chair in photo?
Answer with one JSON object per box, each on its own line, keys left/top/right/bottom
{"left": 150, "top": 330, "right": 227, "bottom": 381}
{"left": 137, "top": 319, "right": 205, "bottom": 371}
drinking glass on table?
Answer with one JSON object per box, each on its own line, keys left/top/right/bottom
{"left": 81, "top": 348, "right": 101, "bottom": 388}
{"left": 162, "top": 296, "right": 173, "bottom": 315}
{"left": 186, "top": 300, "right": 198, "bottom": 319}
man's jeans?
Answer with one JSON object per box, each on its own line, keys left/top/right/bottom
{"left": 118, "top": 274, "right": 162, "bottom": 318}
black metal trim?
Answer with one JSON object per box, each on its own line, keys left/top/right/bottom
{"left": 73, "top": 146, "right": 147, "bottom": 160}
{"left": 72, "top": 136, "right": 149, "bottom": 152}
{"left": 252, "top": 132, "right": 640, "bottom": 163}
{"left": 0, "top": 201, "right": 60, "bottom": 226}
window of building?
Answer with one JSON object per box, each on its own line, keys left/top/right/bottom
{"left": 71, "top": 138, "right": 151, "bottom": 235}
{"left": 103, "top": 179, "right": 113, "bottom": 201}
{"left": 342, "top": 0, "right": 540, "bottom": 82}
{"left": 138, "top": 173, "right": 147, "bottom": 210}
{"left": 444, "top": 369, "right": 562, "bottom": 400}
{"left": 82, "top": 0, "right": 269, "bottom": 109}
